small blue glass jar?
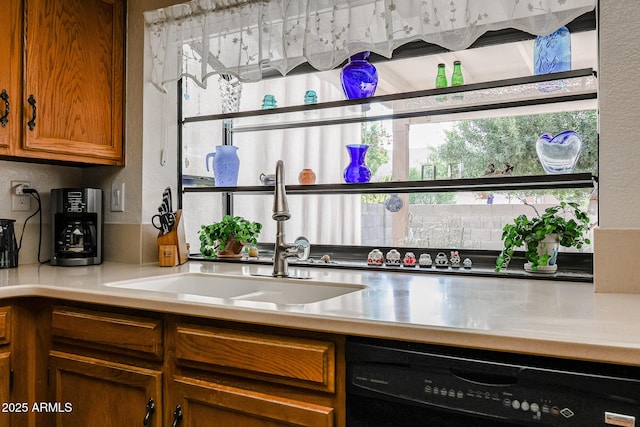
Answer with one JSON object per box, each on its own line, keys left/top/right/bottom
{"left": 261, "top": 94, "right": 277, "bottom": 109}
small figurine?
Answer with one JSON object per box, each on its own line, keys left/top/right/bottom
{"left": 450, "top": 250, "right": 461, "bottom": 268}
{"left": 463, "top": 258, "right": 473, "bottom": 268}
{"left": 248, "top": 246, "right": 259, "bottom": 257}
{"left": 259, "top": 173, "right": 276, "bottom": 185}
{"left": 434, "top": 252, "right": 449, "bottom": 267}
{"left": 418, "top": 253, "right": 432, "bottom": 267}
{"left": 483, "top": 163, "right": 496, "bottom": 176}
{"left": 385, "top": 249, "right": 401, "bottom": 267}
{"left": 321, "top": 254, "right": 331, "bottom": 263}
{"left": 403, "top": 252, "right": 417, "bottom": 267}
{"left": 367, "top": 249, "right": 384, "bottom": 266}
{"left": 501, "top": 163, "right": 514, "bottom": 175}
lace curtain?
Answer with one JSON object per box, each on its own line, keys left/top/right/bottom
{"left": 145, "top": 0, "right": 596, "bottom": 90}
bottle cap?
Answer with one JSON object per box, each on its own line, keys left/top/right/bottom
{"left": 454, "top": 60, "right": 461, "bottom": 65}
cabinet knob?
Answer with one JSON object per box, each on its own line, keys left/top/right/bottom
{"left": 171, "top": 404, "right": 183, "bottom": 427}
{"left": 0, "top": 89, "right": 8, "bottom": 128}
{"left": 143, "top": 398, "right": 155, "bottom": 427}
{"left": 27, "top": 94, "right": 36, "bottom": 131}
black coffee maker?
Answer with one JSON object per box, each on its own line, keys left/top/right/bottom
{"left": 51, "top": 188, "right": 103, "bottom": 266}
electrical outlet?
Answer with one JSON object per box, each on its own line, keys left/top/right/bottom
{"left": 11, "top": 181, "right": 31, "bottom": 211}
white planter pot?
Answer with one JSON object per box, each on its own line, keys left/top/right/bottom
{"left": 524, "top": 234, "right": 560, "bottom": 273}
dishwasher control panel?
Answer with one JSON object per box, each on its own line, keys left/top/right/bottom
{"left": 347, "top": 339, "right": 639, "bottom": 426}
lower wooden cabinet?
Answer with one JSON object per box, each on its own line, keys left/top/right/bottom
{"left": 3, "top": 303, "right": 346, "bottom": 427}
{"left": 0, "top": 306, "right": 12, "bottom": 427}
{"left": 48, "top": 351, "right": 162, "bottom": 427}
{"left": 169, "top": 322, "right": 345, "bottom": 426}
{"left": 0, "top": 352, "right": 11, "bottom": 427}
{"left": 171, "top": 376, "right": 334, "bottom": 427}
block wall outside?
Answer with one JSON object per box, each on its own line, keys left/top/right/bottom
{"left": 361, "top": 203, "right": 594, "bottom": 252}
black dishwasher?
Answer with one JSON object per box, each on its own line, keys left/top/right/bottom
{"left": 346, "top": 337, "right": 639, "bottom": 426}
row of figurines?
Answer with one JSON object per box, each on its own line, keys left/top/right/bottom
{"left": 367, "top": 249, "right": 472, "bottom": 268}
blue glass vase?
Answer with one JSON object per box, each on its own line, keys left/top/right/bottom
{"left": 340, "top": 52, "right": 378, "bottom": 99}
{"left": 344, "top": 144, "right": 371, "bottom": 183}
{"left": 534, "top": 26, "right": 571, "bottom": 75}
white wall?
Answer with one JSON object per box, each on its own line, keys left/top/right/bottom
{"left": 0, "top": 161, "right": 83, "bottom": 264}
{"left": 598, "top": 1, "right": 640, "bottom": 227}
{"left": 592, "top": 0, "right": 640, "bottom": 292}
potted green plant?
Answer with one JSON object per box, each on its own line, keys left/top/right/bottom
{"left": 198, "top": 215, "right": 262, "bottom": 258}
{"left": 495, "top": 202, "right": 591, "bottom": 273}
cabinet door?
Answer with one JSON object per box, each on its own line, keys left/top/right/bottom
{"left": 0, "top": 0, "right": 21, "bottom": 155}
{"left": 49, "top": 351, "right": 162, "bottom": 427}
{"left": 0, "top": 352, "right": 11, "bottom": 427}
{"left": 23, "top": 0, "right": 124, "bottom": 165}
{"left": 172, "top": 376, "right": 334, "bottom": 427}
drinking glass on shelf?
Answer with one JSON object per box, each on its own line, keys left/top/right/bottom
{"left": 447, "top": 163, "right": 464, "bottom": 179}
{"left": 421, "top": 164, "right": 436, "bottom": 180}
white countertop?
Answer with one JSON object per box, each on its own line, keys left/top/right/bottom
{"left": 1, "top": 261, "right": 639, "bottom": 366}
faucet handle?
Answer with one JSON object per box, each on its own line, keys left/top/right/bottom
{"left": 291, "top": 236, "right": 310, "bottom": 261}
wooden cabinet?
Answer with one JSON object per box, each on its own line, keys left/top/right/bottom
{"left": 170, "top": 322, "right": 345, "bottom": 427}
{"left": 0, "top": 352, "right": 11, "bottom": 427}
{"left": 0, "top": 0, "right": 21, "bottom": 157}
{"left": 171, "top": 376, "right": 334, "bottom": 427}
{"left": 49, "top": 306, "right": 163, "bottom": 427}
{"left": 0, "top": 0, "right": 125, "bottom": 165}
{"left": 5, "top": 302, "right": 346, "bottom": 427}
{"left": 0, "top": 307, "right": 12, "bottom": 427}
{"left": 48, "top": 352, "right": 162, "bottom": 427}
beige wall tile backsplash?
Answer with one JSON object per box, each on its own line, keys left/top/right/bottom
{"left": 594, "top": 228, "right": 640, "bottom": 293}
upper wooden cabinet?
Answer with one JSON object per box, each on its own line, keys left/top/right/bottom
{"left": 0, "top": 0, "right": 22, "bottom": 156}
{"left": 0, "top": 0, "right": 125, "bottom": 165}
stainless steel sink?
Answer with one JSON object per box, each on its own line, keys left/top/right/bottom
{"left": 104, "top": 273, "right": 364, "bottom": 305}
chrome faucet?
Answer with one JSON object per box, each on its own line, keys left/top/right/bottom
{"left": 272, "top": 160, "right": 309, "bottom": 277}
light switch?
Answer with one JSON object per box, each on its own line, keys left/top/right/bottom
{"left": 111, "top": 182, "right": 125, "bottom": 212}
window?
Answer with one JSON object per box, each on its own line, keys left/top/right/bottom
{"left": 180, "top": 29, "right": 598, "bottom": 270}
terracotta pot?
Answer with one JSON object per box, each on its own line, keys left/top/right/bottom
{"left": 216, "top": 236, "right": 244, "bottom": 258}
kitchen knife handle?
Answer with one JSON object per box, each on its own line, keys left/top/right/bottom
{"left": 0, "top": 89, "right": 8, "bottom": 128}
{"left": 143, "top": 398, "right": 155, "bottom": 427}
{"left": 171, "top": 405, "right": 183, "bottom": 427}
{"left": 27, "top": 94, "right": 36, "bottom": 131}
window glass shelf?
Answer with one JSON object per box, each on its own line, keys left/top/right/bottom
{"left": 183, "top": 69, "right": 596, "bottom": 132}
{"left": 183, "top": 173, "right": 595, "bottom": 195}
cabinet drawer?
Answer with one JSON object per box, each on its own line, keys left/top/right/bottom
{"left": 176, "top": 324, "right": 336, "bottom": 392}
{"left": 0, "top": 307, "right": 10, "bottom": 345}
{"left": 174, "top": 376, "right": 334, "bottom": 427}
{"left": 52, "top": 307, "right": 163, "bottom": 359}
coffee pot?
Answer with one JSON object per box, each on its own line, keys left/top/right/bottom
{"left": 51, "top": 188, "right": 103, "bottom": 266}
{"left": 0, "top": 219, "right": 18, "bottom": 269}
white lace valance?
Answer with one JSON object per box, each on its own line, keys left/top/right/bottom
{"left": 144, "top": 0, "right": 596, "bottom": 91}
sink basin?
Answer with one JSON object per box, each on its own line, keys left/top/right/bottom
{"left": 105, "top": 273, "right": 364, "bottom": 305}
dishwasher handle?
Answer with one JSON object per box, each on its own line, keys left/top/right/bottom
{"left": 450, "top": 367, "right": 519, "bottom": 387}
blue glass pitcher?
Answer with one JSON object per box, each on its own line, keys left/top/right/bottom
{"left": 206, "top": 145, "right": 240, "bottom": 187}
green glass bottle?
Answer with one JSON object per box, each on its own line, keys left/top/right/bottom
{"left": 435, "top": 63, "right": 447, "bottom": 88}
{"left": 451, "top": 60, "right": 464, "bottom": 86}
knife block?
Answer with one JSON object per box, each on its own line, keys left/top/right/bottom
{"left": 157, "top": 209, "right": 188, "bottom": 266}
